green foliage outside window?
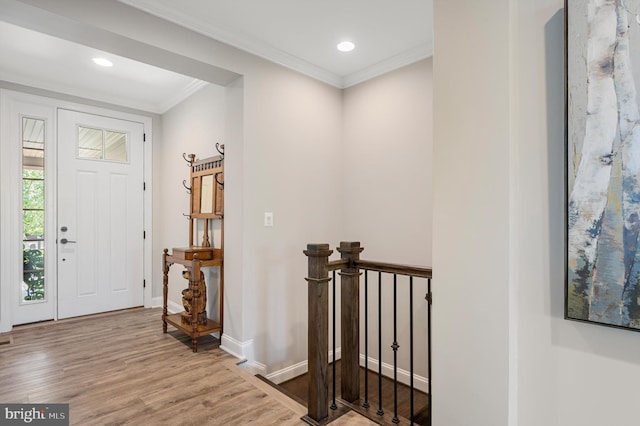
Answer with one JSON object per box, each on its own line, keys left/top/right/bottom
{"left": 23, "top": 248, "right": 44, "bottom": 300}
{"left": 23, "top": 168, "right": 45, "bottom": 301}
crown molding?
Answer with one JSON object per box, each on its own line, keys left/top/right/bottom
{"left": 4, "top": 0, "right": 433, "bottom": 93}
{"left": 0, "top": 71, "right": 156, "bottom": 113}
{"left": 0, "top": 71, "right": 206, "bottom": 114}
{"left": 157, "top": 79, "right": 209, "bottom": 114}
{"left": 341, "top": 43, "right": 433, "bottom": 88}
{"left": 118, "top": 0, "right": 344, "bottom": 88}
{"left": 119, "top": 0, "right": 433, "bottom": 89}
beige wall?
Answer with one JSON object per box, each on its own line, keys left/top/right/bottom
{"left": 343, "top": 59, "right": 433, "bottom": 265}
{"left": 155, "top": 83, "right": 226, "bottom": 319}
{"left": 516, "top": 1, "right": 640, "bottom": 425}
{"left": 343, "top": 59, "right": 433, "bottom": 379}
{"left": 435, "top": 0, "right": 640, "bottom": 425}
{"left": 433, "top": 0, "right": 511, "bottom": 424}
{"left": 237, "top": 62, "right": 344, "bottom": 369}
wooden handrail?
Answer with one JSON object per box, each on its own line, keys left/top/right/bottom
{"left": 356, "top": 259, "right": 432, "bottom": 279}
{"left": 327, "top": 259, "right": 348, "bottom": 271}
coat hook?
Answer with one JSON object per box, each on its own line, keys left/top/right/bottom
{"left": 215, "top": 172, "right": 224, "bottom": 188}
{"left": 216, "top": 143, "right": 225, "bottom": 158}
{"left": 182, "top": 180, "right": 192, "bottom": 194}
{"left": 183, "top": 153, "right": 195, "bottom": 166}
{"left": 182, "top": 213, "right": 192, "bottom": 220}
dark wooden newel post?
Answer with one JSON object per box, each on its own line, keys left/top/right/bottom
{"left": 304, "top": 243, "right": 333, "bottom": 423}
{"left": 337, "top": 241, "right": 363, "bottom": 403}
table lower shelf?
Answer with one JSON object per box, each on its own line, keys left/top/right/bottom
{"left": 164, "top": 313, "right": 221, "bottom": 337}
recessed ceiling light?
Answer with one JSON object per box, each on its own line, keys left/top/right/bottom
{"left": 337, "top": 41, "right": 355, "bottom": 52}
{"left": 92, "top": 57, "right": 113, "bottom": 67}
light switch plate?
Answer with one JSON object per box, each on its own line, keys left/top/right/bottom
{"left": 264, "top": 212, "right": 273, "bottom": 227}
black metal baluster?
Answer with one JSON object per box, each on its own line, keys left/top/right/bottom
{"left": 363, "top": 270, "right": 370, "bottom": 409}
{"left": 377, "top": 271, "right": 384, "bottom": 416}
{"left": 427, "top": 277, "right": 432, "bottom": 426}
{"left": 331, "top": 270, "right": 337, "bottom": 410}
{"left": 410, "top": 276, "right": 414, "bottom": 425}
{"left": 391, "top": 274, "right": 399, "bottom": 424}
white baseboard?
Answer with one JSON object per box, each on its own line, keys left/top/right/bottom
{"left": 266, "top": 348, "right": 342, "bottom": 384}
{"left": 266, "top": 359, "right": 308, "bottom": 384}
{"left": 150, "top": 297, "right": 183, "bottom": 314}
{"left": 360, "top": 354, "right": 429, "bottom": 394}
{"left": 220, "top": 334, "right": 266, "bottom": 374}
{"left": 263, "top": 350, "right": 429, "bottom": 394}
{"left": 167, "top": 300, "right": 182, "bottom": 314}
{"left": 248, "top": 360, "right": 267, "bottom": 376}
{"left": 220, "top": 333, "right": 247, "bottom": 359}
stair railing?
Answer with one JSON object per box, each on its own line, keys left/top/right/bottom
{"left": 303, "top": 241, "right": 432, "bottom": 425}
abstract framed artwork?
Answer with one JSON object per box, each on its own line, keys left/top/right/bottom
{"left": 566, "top": 0, "right": 640, "bottom": 330}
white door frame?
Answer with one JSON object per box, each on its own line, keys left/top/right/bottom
{"left": 1, "top": 94, "right": 57, "bottom": 325}
{"left": 0, "top": 89, "right": 153, "bottom": 332}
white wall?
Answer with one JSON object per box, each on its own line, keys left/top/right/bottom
{"left": 435, "top": 0, "right": 640, "bottom": 425}
{"left": 343, "top": 59, "right": 433, "bottom": 379}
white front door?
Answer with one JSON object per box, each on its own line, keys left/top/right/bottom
{"left": 57, "top": 109, "right": 144, "bottom": 319}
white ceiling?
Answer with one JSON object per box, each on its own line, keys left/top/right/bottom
{"left": 119, "top": 0, "right": 434, "bottom": 88}
{"left": 0, "top": 21, "right": 207, "bottom": 114}
{"left": 0, "top": 1, "right": 433, "bottom": 113}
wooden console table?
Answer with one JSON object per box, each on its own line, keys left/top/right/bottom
{"left": 162, "top": 247, "right": 223, "bottom": 352}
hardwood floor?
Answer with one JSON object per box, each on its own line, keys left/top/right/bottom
{"left": 0, "top": 308, "right": 314, "bottom": 425}
{"left": 277, "top": 361, "right": 430, "bottom": 425}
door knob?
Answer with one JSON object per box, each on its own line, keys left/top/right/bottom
{"left": 60, "top": 238, "right": 76, "bottom": 244}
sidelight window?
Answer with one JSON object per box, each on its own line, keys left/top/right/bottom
{"left": 22, "top": 117, "right": 46, "bottom": 302}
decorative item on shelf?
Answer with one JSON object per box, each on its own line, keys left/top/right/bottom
{"left": 180, "top": 269, "right": 207, "bottom": 326}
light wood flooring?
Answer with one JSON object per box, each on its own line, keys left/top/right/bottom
{"left": 0, "top": 308, "right": 375, "bottom": 425}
